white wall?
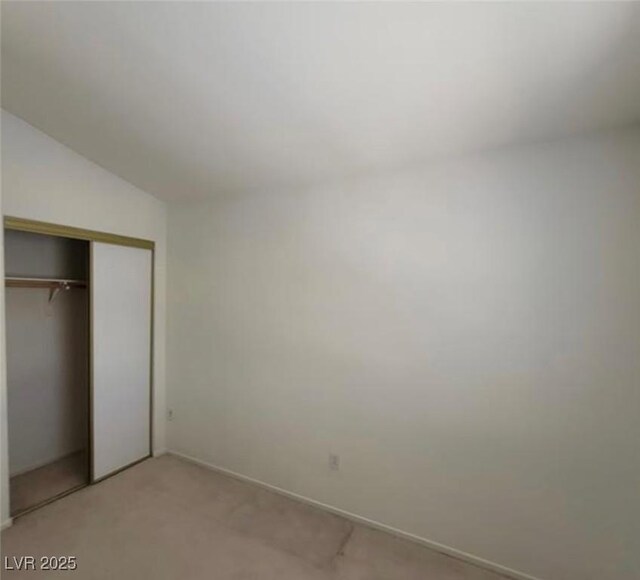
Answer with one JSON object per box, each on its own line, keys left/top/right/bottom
{"left": 0, "top": 110, "right": 167, "bottom": 523}
{"left": 6, "top": 287, "right": 88, "bottom": 476}
{"left": 0, "top": 161, "right": 9, "bottom": 528}
{"left": 167, "top": 126, "right": 640, "bottom": 580}
{"left": 5, "top": 231, "right": 89, "bottom": 476}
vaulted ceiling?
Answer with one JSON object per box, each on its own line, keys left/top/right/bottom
{"left": 3, "top": 2, "right": 640, "bottom": 201}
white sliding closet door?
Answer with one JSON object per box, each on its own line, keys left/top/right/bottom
{"left": 91, "top": 242, "right": 152, "bottom": 480}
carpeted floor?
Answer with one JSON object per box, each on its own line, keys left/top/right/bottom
{"left": 9, "top": 450, "right": 88, "bottom": 516}
{"left": 2, "top": 455, "right": 509, "bottom": 579}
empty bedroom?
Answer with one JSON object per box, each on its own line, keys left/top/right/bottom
{"left": 0, "top": 2, "right": 639, "bottom": 580}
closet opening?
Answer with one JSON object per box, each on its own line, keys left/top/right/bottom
{"left": 4, "top": 229, "right": 90, "bottom": 517}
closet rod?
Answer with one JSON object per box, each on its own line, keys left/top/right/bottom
{"left": 5, "top": 277, "right": 87, "bottom": 304}
{"left": 5, "top": 276, "right": 87, "bottom": 289}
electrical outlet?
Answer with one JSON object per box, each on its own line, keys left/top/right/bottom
{"left": 167, "top": 409, "right": 174, "bottom": 421}
{"left": 329, "top": 453, "right": 340, "bottom": 471}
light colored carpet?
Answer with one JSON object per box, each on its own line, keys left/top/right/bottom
{"left": 2, "top": 455, "right": 509, "bottom": 579}
{"left": 9, "top": 451, "right": 88, "bottom": 516}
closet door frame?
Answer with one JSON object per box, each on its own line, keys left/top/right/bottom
{"left": 3, "top": 216, "right": 155, "bottom": 485}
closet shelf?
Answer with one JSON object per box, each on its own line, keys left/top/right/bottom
{"left": 5, "top": 277, "right": 87, "bottom": 303}
{"left": 5, "top": 276, "right": 87, "bottom": 289}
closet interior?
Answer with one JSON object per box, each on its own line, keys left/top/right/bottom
{"left": 4, "top": 218, "right": 154, "bottom": 518}
{"left": 5, "top": 229, "right": 90, "bottom": 516}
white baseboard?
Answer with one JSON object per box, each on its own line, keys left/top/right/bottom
{"left": 167, "top": 450, "right": 543, "bottom": 580}
{"left": 1, "top": 518, "right": 13, "bottom": 531}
